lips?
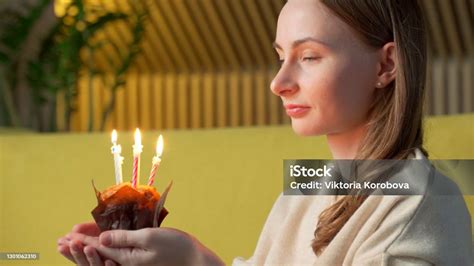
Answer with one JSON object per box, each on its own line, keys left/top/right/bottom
{"left": 284, "top": 104, "right": 311, "bottom": 118}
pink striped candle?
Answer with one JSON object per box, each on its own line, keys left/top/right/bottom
{"left": 131, "top": 128, "right": 143, "bottom": 188}
{"left": 147, "top": 135, "right": 164, "bottom": 186}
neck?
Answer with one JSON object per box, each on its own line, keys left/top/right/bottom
{"left": 326, "top": 124, "right": 367, "bottom": 160}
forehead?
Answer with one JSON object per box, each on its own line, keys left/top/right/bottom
{"left": 275, "top": 0, "right": 360, "bottom": 50}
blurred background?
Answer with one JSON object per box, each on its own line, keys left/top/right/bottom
{"left": 0, "top": 0, "right": 471, "bottom": 133}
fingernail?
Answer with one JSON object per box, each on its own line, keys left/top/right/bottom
{"left": 101, "top": 233, "right": 112, "bottom": 246}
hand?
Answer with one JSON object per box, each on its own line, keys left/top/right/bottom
{"left": 57, "top": 222, "right": 116, "bottom": 266}
{"left": 73, "top": 227, "right": 224, "bottom": 266}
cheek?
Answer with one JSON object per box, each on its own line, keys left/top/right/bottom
{"left": 328, "top": 59, "right": 375, "bottom": 130}
{"left": 301, "top": 57, "right": 375, "bottom": 133}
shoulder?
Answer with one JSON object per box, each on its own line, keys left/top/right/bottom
{"left": 354, "top": 154, "right": 472, "bottom": 265}
{"left": 384, "top": 166, "right": 472, "bottom": 264}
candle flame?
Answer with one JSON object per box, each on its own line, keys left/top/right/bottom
{"left": 134, "top": 128, "right": 141, "bottom": 146}
{"left": 156, "top": 135, "right": 164, "bottom": 157}
{"left": 111, "top": 129, "right": 117, "bottom": 143}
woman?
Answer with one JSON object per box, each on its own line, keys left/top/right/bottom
{"left": 57, "top": 0, "right": 472, "bottom": 265}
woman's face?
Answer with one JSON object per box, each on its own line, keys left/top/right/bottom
{"left": 271, "top": 0, "right": 380, "bottom": 136}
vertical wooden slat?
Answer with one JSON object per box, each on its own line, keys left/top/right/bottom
{"left": 101, "top": 75, "right": 114, "bottom": 131}
{"left": 70, "top": 106, "right": 80, "bottom": 132}
{"left": 447, "top": 59, "right": 460, "bottom": 114}
{"left": 190, "top": 73, "right": 202, "bottom": 129}
{"left": 216, "top": 72, "right": 227, "bottom": 127}
{"left": 56, "top": 91, "right": 65, "bottom": 131}
{"left": 267, "top": 69, "right": 280, "bottom": 125}
{"left": 126, "top": 72, "right": 139, "bottom": 129}
{"left": 78, "top": 73, "right": 89, "bottom": 132}
{"left": 255, "top": 71, "right": 267, "bottom": 125}
{"left": 432, "top": 58, "right": 445, "bottom": 115}
{"left": 177, "top": 73, "right": 189, "bottom": 129}
{"left": 139, "top": 73, "right": 151, "bottom": 130}
{"left": 92, "top": 76, "right": 102, "bottom": 131}
{"left": 425, "top": 59, "right": 433, "bottom": 115}
{"left": 152, "top": 74, "right": 164, "bottom": 130}
{"left": 203, "top": 72, "right": 215, "bottom": 128}
{"left": 164, "top": 74, "right": 176, "bottom": 129}
{"left": 229, "top": 72, "right": 240, "bottom": 127}
{"left": 114, "top": 79, "right": 126, "bottom": 131}
{"left": 462, "top": 59, "right": 472, "bottom": 113}
{"left": 241, "top": 71, "right": 253, "bottom": 126}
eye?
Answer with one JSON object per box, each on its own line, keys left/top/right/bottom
{"left": 302, "top": 57, "right": 319, "bottom": 62}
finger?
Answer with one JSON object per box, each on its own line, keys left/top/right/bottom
{"left": 99, "top": 229, "right": 148, "bottom": 248}
{"left": 69, "top": 232, "right": 100, "bottom": 248}
{"left": 95, "top": 245, "right": 135, "bottom": 265}
{"left": 72, "top": 222, "right": 101, "bottom": 236}
{"left": 84, "top": 246, "right": 104, "bottom": 266}
{"left": 57, "top": 237, "right": 70, "bottom": 246}
{"left": 104, "top": 260, "right": 117, "bottom": 266}
{"left": 57, "top": 244, "right": 75, "bottom": 263}
{"left": 70, "top": 240, "right": 89, "bottom": 266}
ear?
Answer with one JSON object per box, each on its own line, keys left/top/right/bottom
{"left": 375, "top": 42, "right": 397, "bottom": 88}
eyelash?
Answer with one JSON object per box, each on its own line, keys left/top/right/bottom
{"left": 278, "top": 57, "right": 319, "bottom": 65}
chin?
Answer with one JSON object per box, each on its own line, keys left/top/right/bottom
{"left": 290, "top": 119, "right": 326, "bottom": 137}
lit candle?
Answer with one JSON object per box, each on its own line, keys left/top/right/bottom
{"left": 147, "top": 135, "right": 164, "bottom": 186}
{"left": 111, "top": 130, "right": 124, "bottom": 184}
{"left": 132, "top": 128, "right": 143, "bottom": 188}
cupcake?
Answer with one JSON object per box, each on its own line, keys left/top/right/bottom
{"left": 91, "top": 181, "right": 172, "bottom": 232}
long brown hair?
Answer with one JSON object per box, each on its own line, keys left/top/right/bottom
{"left": 312, "top": 0, "right": 428, "bottom": 255}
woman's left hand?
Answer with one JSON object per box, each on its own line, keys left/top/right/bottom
{"left": 68, "top": 227, "right": 224, "bottom": 266}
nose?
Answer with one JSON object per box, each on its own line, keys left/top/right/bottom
{"left": 270, "top": 67, "right": 299, "bottom": 97}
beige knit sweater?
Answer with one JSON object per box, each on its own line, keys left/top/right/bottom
{"left": 233, "top": 150, "right": 472, "bottom": 265}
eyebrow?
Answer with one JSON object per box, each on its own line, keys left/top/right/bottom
{"left": 272, "top": 37, "right": 330, "bottom": 50}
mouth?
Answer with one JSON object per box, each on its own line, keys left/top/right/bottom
{"left": 284, "top": 104, "right": 311, "bottom": 118}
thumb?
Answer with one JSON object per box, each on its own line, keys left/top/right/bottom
{"left": 100, "top": 230, "right": 144, "bottom": 248}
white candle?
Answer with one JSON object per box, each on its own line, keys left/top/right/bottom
{"left": 132, "top": 128, "right": 143, "bottom": 188}
{"left": 147, "top": 135, "right": 164, "bottom": 186}
{"left": 111, "top": 130, "right": 124, "bottom": 184}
